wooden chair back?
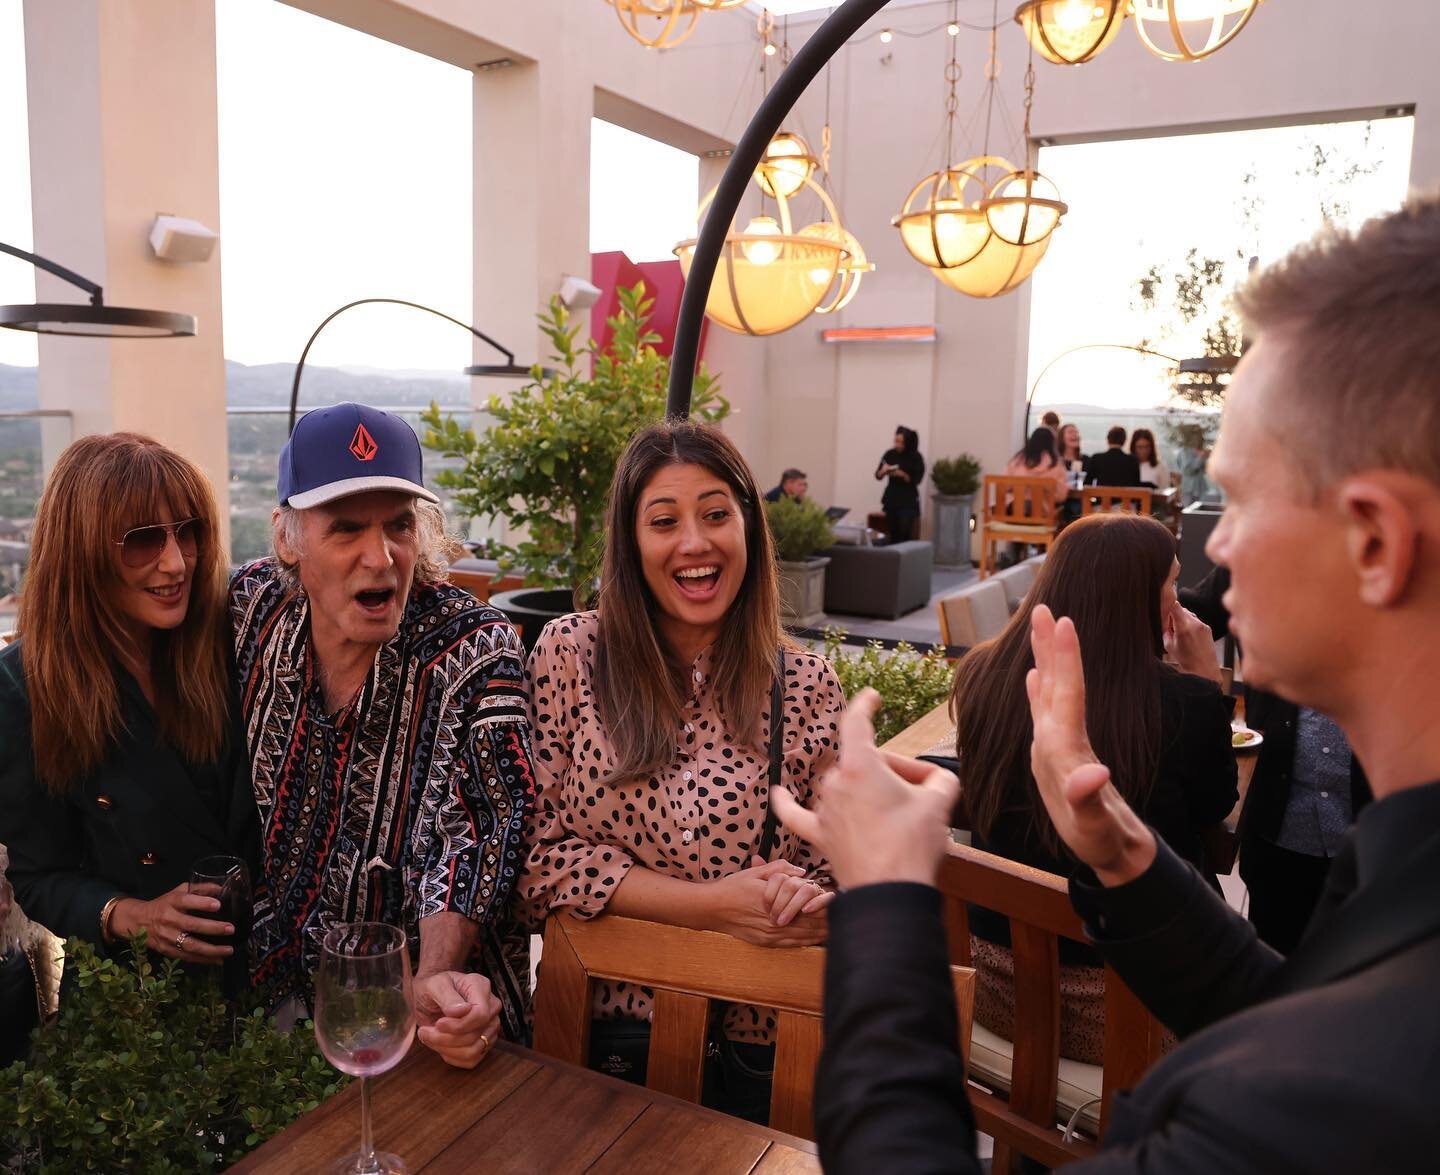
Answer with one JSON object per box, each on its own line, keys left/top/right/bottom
{"left": 533, "top": 912, "right": 975, "bottom": 1140}
{"left": 1078, "top": 486, "right": 1153, "bottom": 517}
{"left": 938, "top": 842, "right": 1165, "bottom": 1171}
{"left": 446, "top": 567, "right": 524, "bottom": 605}
{"left": 0, "top": 631, "right": 15, "bottom": 646}
{"left": 979, "top": 476, "right": 1059, "bottom": 577}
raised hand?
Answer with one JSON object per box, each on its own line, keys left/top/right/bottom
{"left": 1026, "top": 604, "right": 1155, "bottom": 886}
{"left": 1164, "top": 600, "right": 1223, "bottom": 684}
{"left": 772, "top": 689, "right": 959, "bottom": 890}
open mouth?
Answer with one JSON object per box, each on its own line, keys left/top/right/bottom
{"left": 673, "top": 565, "right": 722, "bottom": 600}
{"left": 355, "top": 587, "right": 396, "bottom": 613}
{"left": 145, "top": 583, "right": 184, "bottom": 603}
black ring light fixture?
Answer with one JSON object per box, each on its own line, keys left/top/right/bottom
{"left": 0, "top": 241, "right": 196, "bottom": 338}
{"left": 288, "top": 296, "right": 557, "bottom": 433}
{"left": 667, "top": 0, "right": 891, "bottom": 420}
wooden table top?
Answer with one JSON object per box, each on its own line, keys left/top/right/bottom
{"left": 228, "top": 1042, "right": 819, "bottom": 1174}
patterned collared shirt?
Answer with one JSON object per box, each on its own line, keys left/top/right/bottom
{"left": 230, "top": 560, "right": 536, "bottom": 1038}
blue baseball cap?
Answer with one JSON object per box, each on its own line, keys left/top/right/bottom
{"left": 278, "top": 402, "right": 440, "bottom": 509}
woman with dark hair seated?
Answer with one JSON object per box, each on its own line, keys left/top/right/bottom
{"left": 520, "top": 419, "right": 845, "bottom": 1122}
{"left": 950, "top": 513, "right": 1237, "bottom": 1064}
{"left": 0, "top": 434, "right": 256, "bottom": 988}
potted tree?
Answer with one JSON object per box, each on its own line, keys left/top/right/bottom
{"left": 766, "top": 495, "right": 836, "bottom": 629}
{"left": 929, "top": 454, "right": 982, "bottom": 567}
{"left": 422, "top": 283, "right": 729, "bottom": 648}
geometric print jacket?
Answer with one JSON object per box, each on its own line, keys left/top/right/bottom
{"left": 230, "top": 560, "right": 537, "bottom": 1039}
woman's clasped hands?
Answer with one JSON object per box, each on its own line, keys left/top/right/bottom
{"left": 703, "top": 856, "right": 833, "bottom": 948}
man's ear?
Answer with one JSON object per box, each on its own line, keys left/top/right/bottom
{"left": 271, "top": 507, "right": 299, "bottom": 565}
{"left": 1336, "top": 475, "right": 1421, "bottom": 609}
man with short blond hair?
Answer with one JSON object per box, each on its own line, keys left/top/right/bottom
{"left": 783, "top": 195, "right": 1440, "bottom": 1172}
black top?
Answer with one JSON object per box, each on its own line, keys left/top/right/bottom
{"left": 1084, "top": 447, "right": 1143, "bottom": 487}
{"left": 969, "top": 666, "right": 1237, "bottom": 965}
{"left": 763, "top": 484, "right": 784, "bottom": 503}
{"left": 817, "top": 780, "right": 1440, "bottom": 1173}
{"left": 0, "top": 640, "right": 257, "bottom": 947}
{"left": 876, "top": 447, "right": 926, "bottom": 513}
{"left": 1180, "top": 565, "right": 1372, "bottom": 846}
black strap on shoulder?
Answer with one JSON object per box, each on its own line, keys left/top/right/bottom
{"left": 757, "top": 650, "right": 786, "bottom": 862}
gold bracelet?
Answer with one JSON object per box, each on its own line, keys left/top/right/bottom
{"left": 99, "top": 896, "right": 124, "bottom": 944}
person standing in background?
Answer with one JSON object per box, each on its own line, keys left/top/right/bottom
{"left": 875, "top": 426, "right": 925, "bottom": 543}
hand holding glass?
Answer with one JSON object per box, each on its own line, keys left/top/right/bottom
{"left": 315, "top": 922, "right": 416, "bottom": 1175}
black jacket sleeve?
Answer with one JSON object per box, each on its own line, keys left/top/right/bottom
{"left": 1167, "top": 673, "right": 1240, "bottom": 829}
{"left": 1070, "top": 840, "right": 1284, "bottom": 1039}
{"left": 0, "top": 653, "right": 121, "bottom": 943}
{"left": 816, "top": 883, "right": 982, "bottom": 1175}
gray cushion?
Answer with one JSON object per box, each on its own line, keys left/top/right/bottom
{"left": 821, "top": 541, "right": 934, "bottom": 620}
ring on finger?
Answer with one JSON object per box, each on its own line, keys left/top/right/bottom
{"left": 175, "top": 930, "right": 189, "bottom": 951}
{"left": 477, "top": 1033, "right": 493, "bottom": 1058}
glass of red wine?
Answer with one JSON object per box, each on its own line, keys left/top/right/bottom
{"left": 188, "top": 855, "right": 252, "bottom": 992}
{"left": 314, "top": 922, "right": 415, "bottom": 1175}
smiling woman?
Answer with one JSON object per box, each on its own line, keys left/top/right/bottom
{"left": 519, "top": 419, "right": 848, "bottom": 1122}
{"left": 0, "top": 433, "right": 258, "bottom": 986}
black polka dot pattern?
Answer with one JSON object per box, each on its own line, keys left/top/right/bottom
{"left": 518, "top": 610, "right": 844, "bottom": 1042}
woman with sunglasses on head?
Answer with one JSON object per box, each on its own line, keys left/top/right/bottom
{"left": 0, "top": 434, "right": 256, "bottom": 977}
{"left": 520, "top": 420, "right": 845, "bottom": 1123}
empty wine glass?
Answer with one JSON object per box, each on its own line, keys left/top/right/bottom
{"left": 189, "top": 855, "right": 252, "bottom": 994}
{"left": 314, "top": 922, "right": 415, "bottom": 1175}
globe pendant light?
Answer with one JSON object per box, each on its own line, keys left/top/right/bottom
{"left": 607, "top": 0, "right": 699, "bottom": 49}
{"left": 1132, "top": 0, "right": 1263, "bottom": 62}
{"left": 675, "top": 168, "right": 851, "bottom": 337}
{"left": 799, "top": 221, "right": 874, "bottom": 314}
{"left": 893, "top": 8, "right": 1065, "bottom": 300}
{"left": 756, "top": 132, "right": 819, "bottom": 200}
{"left": 1014, "top": 0, "right": 1127, "bottom": 66}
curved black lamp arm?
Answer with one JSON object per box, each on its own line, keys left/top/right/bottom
{"left": 1023, "top": 343, "right": 1185, "bottom": 436}
{"left": 288, "top": 297, "right": 518, "bottom": 433}
{"left": 0, "top": 241, "right": 104, "bottom": 305}
{"left": 665, "top": 0, "right": 891, "bottom": 419}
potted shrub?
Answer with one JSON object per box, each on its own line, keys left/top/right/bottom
{"left": 766, "top": 495, "right": 836, "bottom": 629}
{"left": 423, "top": 282, "right": 729, "bottom": 648}
{"left": 929, "top": 453, "right": 982, "bottom": 567}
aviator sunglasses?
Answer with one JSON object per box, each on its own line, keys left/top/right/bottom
{"left": 112, "top": 518, "right": 204, "bottom": 568}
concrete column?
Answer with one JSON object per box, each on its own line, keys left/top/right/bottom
{"left": 471, "top": 53, "right": 592, "bottom": 393}
{"left": 24, "top": 0, "right": 230, "bottom": 543}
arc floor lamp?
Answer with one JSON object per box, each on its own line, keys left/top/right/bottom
{"left": 287, "top": 297, "right": 555, "bottom": 433}
{"left": 0, "top": 241, "right": 195, "bottom": 337}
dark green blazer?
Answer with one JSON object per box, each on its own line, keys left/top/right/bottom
{"left": 0, "top": 640, "right": 258, "bottom": 946}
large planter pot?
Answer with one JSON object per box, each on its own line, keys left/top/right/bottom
{"left": 930, "top": 492, "right": 975, "bottom": 567}
{"left": 777, "top": 556, "right": 830, "bottom": 629}
{"left": 489, "top": 587, "right": 575, "bottom": 652}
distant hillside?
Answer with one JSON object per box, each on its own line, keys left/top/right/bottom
{"left": 0, "top": 360, "right": 470, "bottom": 413}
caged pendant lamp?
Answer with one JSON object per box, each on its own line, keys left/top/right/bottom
{"left": 1131, "top": 0, "right": 1263, "bottom": 62}
{"left": 1014, "top": 0, "right": 1128, "bottom": 66}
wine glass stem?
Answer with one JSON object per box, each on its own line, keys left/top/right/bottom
{"left": 359, "top": 1076, "right": 376, "bottom": 1171}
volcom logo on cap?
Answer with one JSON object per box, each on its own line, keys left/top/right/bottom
{"left": 349, "top": 423, "right": 378, "bottom": 462}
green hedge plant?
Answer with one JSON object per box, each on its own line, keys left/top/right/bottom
{"left": 931, "top": 454, "right": 982, "bottom": 497}
{"left": 821, "top": 628, "right": 954, "bottom": 744}
{"left": 422, "top": 283, "right": 730, "bottom": 605}
{"left": 765, "top": 495, "right": 836, "bottom": 563}
{"left": 1, "top": 936, "right": 345, "bottom": 1173}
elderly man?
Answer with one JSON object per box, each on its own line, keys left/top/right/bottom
{"left": 778, "top": 195, "right": 1440, "bottom": 1171}
{"left": 231, "top": 403, "right": 534, "bottom": 1068}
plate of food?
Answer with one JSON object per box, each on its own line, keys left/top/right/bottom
{"left": 1230, "top": 724, "right": 1263, "bottom": 751}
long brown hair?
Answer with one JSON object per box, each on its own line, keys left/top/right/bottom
{"left": 950, "top": 513, "right": 1176, "bottom": 854}
{"left": 594, "top": 420, "right": 786, "bottom": 780}
{"left": 17, "top": 433, "right": 230, "bottom": 793}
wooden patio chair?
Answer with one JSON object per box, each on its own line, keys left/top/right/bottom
{"left": 533, "top": 912, "right": 975, "bottom": 1140}
{"left": 938, "top": 842, "right": 1166, "bottom": 1171}
{"left": 979, "top": 476, "right": 1058, "bottom": 578}
{"left": 446, "top": 567, "right": 524, "bottom": 605}
{"left": 1078, "top": 486, "right": 1153, "bottom": 517}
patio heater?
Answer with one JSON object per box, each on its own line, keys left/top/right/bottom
{"left": 287, "top": 297, "right": 555, "bottom": 433}
{"left": 0, "top": 241, "right": 195, "bottom": 337}
{"left": 666, "top": 0, "right": 892, "bottom": 419}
